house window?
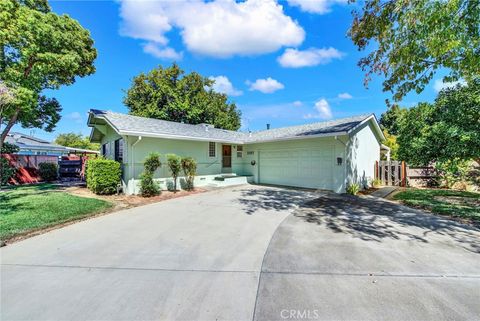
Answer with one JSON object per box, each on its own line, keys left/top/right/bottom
{"left": 237, "top": 145, "right": 243, "bottom": 158}
{"left": 208, "top": 142, "right": 216, "bottom": 157}
{"left": 114, "top": 138, "right": 124, "bottom": 163}
{"left": 101, "top": 144, "right": 107, "bottom": 156}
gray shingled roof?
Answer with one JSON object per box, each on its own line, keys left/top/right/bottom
{"left": 5, "top": 132, "right": 66, "bottom": 151}
{"left": 89, "top": 109, "right": 373, "bottom": 144}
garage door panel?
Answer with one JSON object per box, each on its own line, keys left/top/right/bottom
{"left": 259, "top": 148, "right": 334, "bottom": 190}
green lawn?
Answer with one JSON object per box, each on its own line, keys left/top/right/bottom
{"left": 393, "top": 188, "right": 480, "bottom": 224}
{"left": 0, "top": 184, "right": 112, "bottom": 241}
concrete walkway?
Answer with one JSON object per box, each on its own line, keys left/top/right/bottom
{"left": 370, "top": 186, "right": 398, "bottom": 198}
{"left": 2, "top": 185, "right": 479, "bottom": 320}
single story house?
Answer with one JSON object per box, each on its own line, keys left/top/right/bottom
{"left": 88, "top": 109, "right": 385, "bottom": 194}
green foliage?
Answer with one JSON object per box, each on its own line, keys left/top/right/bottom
{"left": 38, "top": 162, "right": 57, "bottom": 182}
{"left": 123, "top": 63, "right": 241, "bottom": 130}
{"left": 86, "top": 158, "right": 121, "bottom": 195}
{"left": 139, "top": 172, "right": 160, "bottom": 197}
{"left": 435, "top": 159, "right": 471, "bottom": 189}
{"left": 379, "top": 105, "right": 407, "bottom": 135}
{"left": 0, "top": 0, "right": 97, "bottom": 144}
{"left": 181, "top": 156, "right": 197, "bottom": 190}
{"left": 398, "top": 80, "right": 480, "bottom": 165}
{"left": 54, "top": 133, "right": 100, "bottom": 151}
{"left": 370, "top": 178, "right": 382, "bottom": 188}
{"left": 0, "top": 157, "right": 16, "bottom": 186}
{"left": 0, "top": 141, "right": 19, "bottom": 153}
{"left": 139, "top": 152, "right": 161, "bottom": 197}
{"left": 346, "top": 183, "right": 360, "bottom": 195}
{"left": 143, "top": 152, "right": 161, "bottom": 173}
{"left": 382, "top": 130, "right": 399, "bottom": 160}
{"left": 166, "top": 154, "right": 182, "bottom": 192}
{"left": 349, "top": 0, "right": 480, "bottom": 101}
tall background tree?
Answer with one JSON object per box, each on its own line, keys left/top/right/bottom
{"left": 349, "top": 0, "right": 480, "bottom": 101}
{"left": 0, "top": 0, "right": 97, "bottom": 153}
{"left": 124, "top": 64, "right": 241, "bottom": 131}
{"left": 54, "top": 133, "right": 99, "bottom": 151}
{"left": 397, "top": 79, "right": 480, "bottom": 165}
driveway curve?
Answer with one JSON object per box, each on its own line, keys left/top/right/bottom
{"left": 1, "top": 185, "right": 316, "bottom": 321}
{"left": 254, "top": 193, "right": 480, "bottom": 321}
{"left": 2, "top": 186, "right": 479, "bottom": 321}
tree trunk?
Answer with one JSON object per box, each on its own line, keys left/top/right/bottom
{"left": 0, "top": 107, "right": 20, "bottom": 189}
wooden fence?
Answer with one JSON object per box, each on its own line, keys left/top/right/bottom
{"left": 375, "top": 161, "right": 439, "bottom": 187}
{"left": 375, "top": 160, "right": 407, "bottom": 186}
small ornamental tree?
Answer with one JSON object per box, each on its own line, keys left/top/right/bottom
{"left": 181, "top": 157, "right": 197, "bottom": 190}
{"left": 139, "top": 152, "right": 161, "bottom": 197}
{"left": 166, "top": 154, "right": 182, "bottom": 192}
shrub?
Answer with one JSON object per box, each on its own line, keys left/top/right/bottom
{"left": 139, "top": 172, "right": 160, "bottom": 197}
{"left": 346, "top": 183, "right": 360, "bottom": 195}
{"left": 435, "top": 159, "right": 470, "bottom": 188}
{"left": 86, "top": 158, "right": 121, "bottom": 195}
{"left": 0, "top": 157, "right": 16, "bottom": 186}
{"left": 166, "top": 154, "right": 182, "bottom": 192}
{"left": 38, "top": 162, "right": 58, "bottom": 182}
{"left": 181, "top": 157, "right": 197, "bottom": 190}
{"left": 139, "top": 153, "right": 161, "bottom": 197}
{"left": 371, "top": 178, "right": 382, "bottom": 188}
{"left": 1, "top": 142, "right": 19, "bottom": 154}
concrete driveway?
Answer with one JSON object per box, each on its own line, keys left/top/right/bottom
{"left": 1, "top": 185, "right": 479, "bottom": 321}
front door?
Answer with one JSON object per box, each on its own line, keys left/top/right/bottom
{"left": 222, "top": 145, "right": 232, "bottom": 168}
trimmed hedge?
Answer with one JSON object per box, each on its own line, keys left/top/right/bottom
{"left": 38, "top": 162, "right": 58, "bottom": 182}
{"left": 86, "top": 158, "right": 121, "bottom": 195}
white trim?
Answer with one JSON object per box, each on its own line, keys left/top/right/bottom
{"left": 246, "top": 131, "right": 348, "bottom": 144}
{"left": 119, "top": 129, "right": 244, "bottom": 144}
{"left": 347, "top": 114, "right": 385, "bottom": 141}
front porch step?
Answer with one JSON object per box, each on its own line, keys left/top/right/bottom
{"left": 212, "top": 174, "right": 253, "bottom": 186}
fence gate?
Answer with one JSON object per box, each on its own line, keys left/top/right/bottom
{"left": 375, "top": 160, "right": 406, "bottom": 186}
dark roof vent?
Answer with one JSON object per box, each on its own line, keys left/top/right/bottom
{"left": 266, "top": 124, "right": 271, "bottom": 130}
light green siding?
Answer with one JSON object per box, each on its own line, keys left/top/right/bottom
{"left": 345, "top": 121, "right": 381, "bottom": 188}
{"left": 90, "top": 119, "right": 381, "bottom": 194}
{"left": 242, "top": 136, "right": 347, "bottom": 193}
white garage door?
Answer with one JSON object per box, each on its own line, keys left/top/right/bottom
{"left": 259, "top": 148, "right": 334, "bottom": 190}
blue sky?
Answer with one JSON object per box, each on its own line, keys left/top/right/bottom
{"left": 21, "top": 0, "right": 444, "bottom": 141}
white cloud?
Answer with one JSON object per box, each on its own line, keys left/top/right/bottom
{"left": 433, "top": 79, "right": 466, "bottom": 92}
{"left": 278, "top": 47, "right": 344, "bottom": 68}
{"left": 209, "top": 76, "right": 243, "bottom": 96}
{"left": 66, "top": 112, "right": 83, "bottom": 124}
{"left": 119, "top": 0, "right": 305, "bottom": 58}
{"left": 337, "top": 92, "right": 353, "bottom": 99}
{"left": 303, "top": 98, "right": 332, "bottom": 119}
{"left": 248, "top": 77, "right": 285, "bottom": 94}
{"left": 287, "top": 0, "right": 348, "bottom": 14}
{"left": 292, "top": 100, "right": 303, "bottom": 107}
{"left": 143, "top": 43, "right": 183, "bottom": 60}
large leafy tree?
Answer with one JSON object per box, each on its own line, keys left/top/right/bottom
{"left": 349, "top": 0, "right": 480, "bottom": 101}
{"left": 397, "top": 79, "right": 480, "bottom": 165}
{"left": 124, "top": 64, "right": 241, "bottom": 130}
{"left": 379, "top": 104, "right": 407, "bottom": 135}
{"left": 54, "top": 133, "right": 99, "bottom": 151}
{"left": 0, "top": 0, "right": 97, "bottom": 151}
